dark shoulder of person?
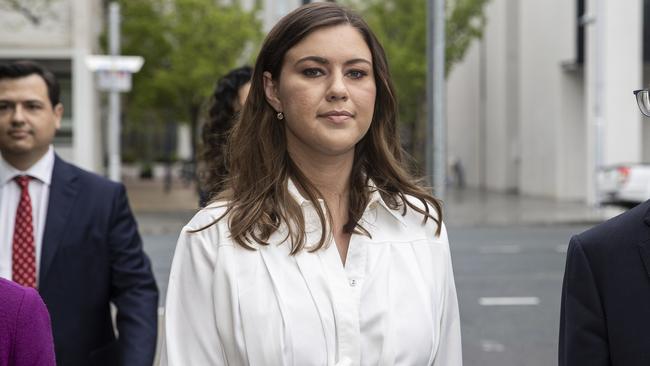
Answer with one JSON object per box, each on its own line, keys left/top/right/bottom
{"left": 60, "top": 159, "right": 124, "bottom": 195}
{"left": 574, "top": 200, "right": 650, "bottom": 253}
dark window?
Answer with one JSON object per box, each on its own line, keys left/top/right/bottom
{"left": 576, "top": 0, "right": 585, "bottom": 64}
{"left": 643, "top": 0, "right": 650, "bottom": 62}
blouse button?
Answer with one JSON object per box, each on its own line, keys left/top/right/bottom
{"left": 349, "top": 279, "right": 357, "bottom": 287}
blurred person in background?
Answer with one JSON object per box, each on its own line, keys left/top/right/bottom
{"left": 559, "top": 88, "right": 650, "bottom": 366}
{"left": 162, "top": 3, "right": 461, "bottom": 365}
{"left": 0, "top": 277, "right": 56, "bottom": 366}
{"left": 0, "top": 61, "right": 158, "bottom": 366}
{"left": 198, "top": 65, "right": 252, "bottom": 207}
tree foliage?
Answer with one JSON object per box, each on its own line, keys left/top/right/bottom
{"left": 117, "top": 0, "right": 261, "bottom": 159}
{"left": 345, "top": 0, "right": 488, "bottom": 165}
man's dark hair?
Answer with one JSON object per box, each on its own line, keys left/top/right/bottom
{"left": 0, "top": 60, "right": 61, "bottom": 107}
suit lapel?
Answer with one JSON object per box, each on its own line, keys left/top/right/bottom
{"left": 40, "top": 156, "right": 80, "bottom": 283}
{"left": 638, "top": 203, "right": 650, "bottom": 278}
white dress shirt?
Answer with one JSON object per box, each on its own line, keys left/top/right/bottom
{"left": 162, "top": 180, "right": 462, "bottom": 366}
{"left": 0, "top": 146, "right": 54, "bottom": 283}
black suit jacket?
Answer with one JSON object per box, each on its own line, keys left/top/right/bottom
{"left": 559, "top": 200, "right": 650, "bottom": 366}
{"left": 38, "top": 156, "right": 158, "bottom": 366}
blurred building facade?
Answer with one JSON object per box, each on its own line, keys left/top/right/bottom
{"left": 447, "top": 0, "right": 647, "bottom": 203}
{"left": 0, "top": 0, "right": 104, "bottom": 172}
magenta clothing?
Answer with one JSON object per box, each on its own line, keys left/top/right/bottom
{"left": 0, "top": 278, "right": 56, "bottom": 366}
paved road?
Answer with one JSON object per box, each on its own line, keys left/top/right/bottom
{"left": 448, "top": 224, "right": 591, "bottom": 366}
{"left": 141, "top": 222, "right": 593, "bottom": 365}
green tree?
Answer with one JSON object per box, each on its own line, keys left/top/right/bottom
{"left": 345, "top": 0, "right": 488, "bottom": 167}
{"left": 117, "top": 0, "right": 261, "bottom": 161}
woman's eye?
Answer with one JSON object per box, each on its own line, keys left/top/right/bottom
{"left": 347, "top": 70, "right": 368, "bottom": 79}
{"left": 302, "top": 68, "right": 324, "bottom": 77}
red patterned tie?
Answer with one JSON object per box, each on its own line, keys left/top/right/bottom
{"left": 12, "top": 175, "right": 36, "bottom": 288}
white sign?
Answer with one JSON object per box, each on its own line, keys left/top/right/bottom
{"left": 85, "top": 55, "right": 144, "bottom": 92}
{"left": 96, "top": 70, "right": 132, "bottom": 92}
{"left": 86, "top": 55, "right": 144, "bottom": 72}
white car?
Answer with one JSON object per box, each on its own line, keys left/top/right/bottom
{"left": 600, "top": 164, "right": 650, "bottom": 207}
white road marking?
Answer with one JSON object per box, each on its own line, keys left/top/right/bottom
{"left": 479, "top": 296, "right": 540, "bottom": 306}
{"left": 479, "top": 245, "right": 522, "bottom": 254}
{"left": 480, "top": 339, "right": 506, "bottom": 352}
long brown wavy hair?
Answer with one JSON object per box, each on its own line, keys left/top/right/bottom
{"left": 204, "top": 2, "right": 443, "bottom": 254}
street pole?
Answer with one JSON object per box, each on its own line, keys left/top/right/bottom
{"left": 108, "top": 2, "right": 121, "bottom": 182}
{"left": 426, "top": 0, "right": 446, "bottom": 199}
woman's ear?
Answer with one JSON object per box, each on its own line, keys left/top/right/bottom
{"left": 263, "top": 71, "right": 283, "bottom": 112}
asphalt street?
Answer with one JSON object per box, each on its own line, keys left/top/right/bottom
{"left": 140, "top": 218, "right": 592, "bottom": 366}
{"left": 448, "top": 224, "right": 592, "bottom": 366}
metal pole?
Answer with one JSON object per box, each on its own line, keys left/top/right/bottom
{"left": 108, "top": 2, "right": 121, "bottom": 182}
{"left": 592, "top": 0, "right": 605, "bottom": 207}
{"left": 426, "top": 0, "right": 446, "bottom": 199}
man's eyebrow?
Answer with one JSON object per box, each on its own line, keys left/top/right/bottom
{"left": 295, "top": 56, "right": 372, "bottom": 66}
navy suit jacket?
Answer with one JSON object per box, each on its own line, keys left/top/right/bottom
{"left": 559, "top": 200, "right": 650, "bottom": 366}
{"left": 37, "top": 156, "right": 158, "bottom": 366}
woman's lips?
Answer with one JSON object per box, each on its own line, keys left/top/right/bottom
{"left": 318, "top": 110, "right": 353, "bottom": 124}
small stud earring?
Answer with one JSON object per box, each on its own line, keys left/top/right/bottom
{"left": 276, "top": 112, "right": 284, "bottom": 120}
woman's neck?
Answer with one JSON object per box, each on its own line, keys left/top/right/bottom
{"left": 289, "top": 147, "right": 354, "bottom": 264}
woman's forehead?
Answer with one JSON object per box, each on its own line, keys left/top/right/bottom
{"left": 284, "top": 25, "right": 372, "bottom": 64}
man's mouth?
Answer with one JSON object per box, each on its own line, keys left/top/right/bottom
{"left": 8, "top": 130, "right": 31, "bottom": 138}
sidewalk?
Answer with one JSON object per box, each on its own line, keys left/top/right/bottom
{"left": 124, "top": 179, "right": 627, "bottom": 232}
{"left": 444, "top": 187, "right": 625, "bottom": 227}
{"left": 124, "top": 178, "right": 199, "bottom": 235}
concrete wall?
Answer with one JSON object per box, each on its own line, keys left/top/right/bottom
{"left": 447, "top": 0, "right": 644, "bottom": 202}
{"left": 584, "top": 0, "right": 643, "bottom": 203}
{"left": 518, "top": 0, "right": 575, "bottom": 198}
{"left": 447, "top": 42, "right": 481, "bottom": 187}
{"left": 447, "top": 0, "right": 519, "bottom": 192}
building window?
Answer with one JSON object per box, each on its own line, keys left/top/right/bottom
{"left": 576, "top": 0, "right": 585, "bottom": 64}
{"left": 643, "top": 0, "right": 650, "bottom": 63}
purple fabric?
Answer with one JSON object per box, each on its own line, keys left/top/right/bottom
{"left": 0, "top": 277, "right": 56, "bottom": 366}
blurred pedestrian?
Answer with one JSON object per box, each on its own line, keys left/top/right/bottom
{"left": 0, "top": 61, "right": 158, "bottom": 366}
{"left": 0, "top": 277, "right": 56, "bottom": 366}
{"left": 162, "top": 3, "right": 461, "bottom": 365}
{"left": 559, "top": 87, "right": 650, "bottom": 366}
{"left": 198, "top": 65, "right": 252, "bottom": 207}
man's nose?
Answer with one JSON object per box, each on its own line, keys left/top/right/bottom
{"left": 11, "top": 105, "right": 26, "bottom": 125}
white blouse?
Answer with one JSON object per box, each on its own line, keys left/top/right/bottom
{"left": 161, "top": 182, "right": 462, "bottom": 366}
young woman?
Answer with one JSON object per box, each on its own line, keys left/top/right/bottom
{"left": 162, "top": 3, "right": 462, "bottom": 365}
{"left": 199, "top": 66, "right": 253, "bottom": 206}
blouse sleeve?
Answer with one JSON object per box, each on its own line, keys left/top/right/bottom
{"left": 433, "top": 223, "right": 463, "bottom": 366}
{"left": 160, "top": 226, "right": 226, "bottom": 366}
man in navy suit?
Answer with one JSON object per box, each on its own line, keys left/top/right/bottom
{"left": 559, "top": 88, "right": 650, "bottom": 365}
{"left": 0, "top": 60, "right": 158, "bottom": 365}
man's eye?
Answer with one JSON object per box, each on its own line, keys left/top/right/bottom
{"left": 303, "top": 68, "right": 324, "bottom": 77}
{"left": 26, "top": 103, "right": 42, "bottom": 110}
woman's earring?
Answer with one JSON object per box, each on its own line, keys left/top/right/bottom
{"left": 276, "top": 112, "right": 284, "bottom": 120}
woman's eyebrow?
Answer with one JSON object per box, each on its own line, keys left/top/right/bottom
{"left": 295, "top": 56, "right": 329, "bottom": 65}
{"left": 294, "top": 56, "right": 372, "bottom": 66}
